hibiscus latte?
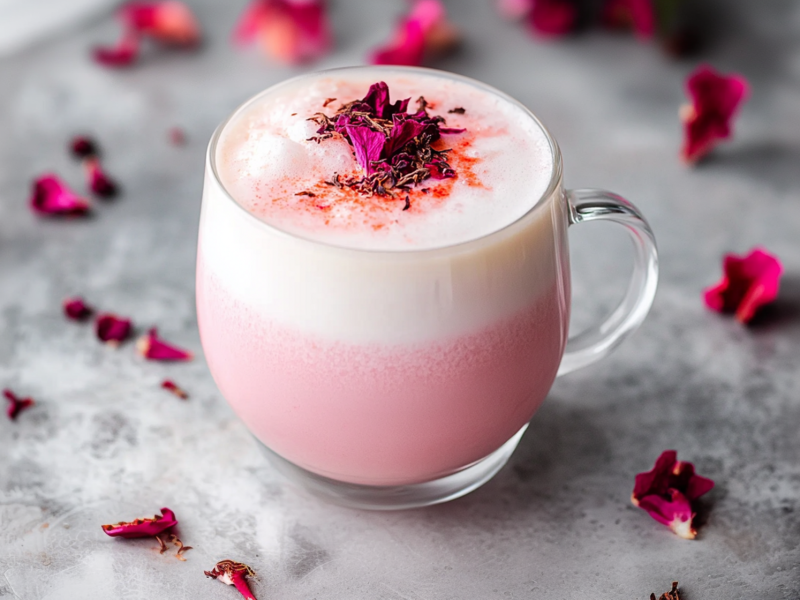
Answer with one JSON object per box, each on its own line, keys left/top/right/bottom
{"left": 197, "top": 67, "right": 571, "bottom": 487}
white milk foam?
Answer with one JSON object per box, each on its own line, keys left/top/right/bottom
{"left": 215, "top": 69, "right": 554, "bottom": 251}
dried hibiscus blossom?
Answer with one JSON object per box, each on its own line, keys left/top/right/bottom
{"left": 102, "top": 507, "right": 177, "bottom": 538}
{"left": 137, "top": 328, "right": 193, "bottom": 361}
{"left": 63, "top": 297, "right": 94, "bottom": 321}
{"left": 233, "top": 0, "right": 331, "bottom": 65}
{"left": 370, "top": 0, "right": 459, "bottom": 66}
{"left": 4, "top": 389, "right": 35, "bottom": 421}
{"left": 632, "top": 450, "right": 714, "bottom": 539}
{"left": 680, "top": 64, "right": 749, "bottom": 163}
{"left": 704, "top": 247, "right": 783, "bottom": 324}
{"left": 69, "top": 136, "right": 119, "bottom": 198}
{"left": 94, "top": 1, "right": 202, "bottom": 68}
{"left": 96, "top": 313, "right": 133, "bottom": 345}
{"left": 205, "top": 560, "right": 258, "bottom": 600}
{"left": 30, "top": 175, "right": 90, "bottom": 216}
{"left": 162, "top": 379, "right": 189, "bottom": 399}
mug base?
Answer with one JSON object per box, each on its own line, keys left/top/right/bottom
{"left": 256, "top": 425, "right": 528, "bottom": 510}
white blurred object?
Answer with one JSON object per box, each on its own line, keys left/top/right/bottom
{"left": 0, "top": 0, "right": 118, "bottom": 56}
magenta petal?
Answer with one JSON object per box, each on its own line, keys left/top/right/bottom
{"left": 385, "top": 119, "right": 426, "bottom": 158}
{"left": 30, "top": 175, "right": 91, "bottom": 216}
{"left": 371, "top": 18, "right": 426, "bottom": 66}
{"left": 4, "top": 389, "right": 35, "bottom": 421}
{"left": 93, "top": 30, "right": 140, "bottom": 67}
{"left": 603, "top": 0, "right": 655, "bottom": 39}
{"left": 70, "top": 136, "right": 99, "bottom": 159}
{"left": 63, "top": 297, "right": 94, "bottom": 321}
{"left": 638, "top": 489, "right": 696, "bottom": 539}
{"left": 346, "top": 126, "right": 386, "bottom": 175}
{"left": 85, "top": 158, "right": 118, "bottom": 198}
{"left": 102, "top": 507, "right": 177, "bottom": 538}
{"left": 497, "top": 0, "right": 533, "bottom": 19}
{"left": 360, "top": 82, "right": 409, "bottom": 119}
{"left": 205, "top": 561, "right": 258, "bottom": 600}
{"left": 95, "top": 313, "right": 133, "bottom": 344}
{"left": 528, "top": 0, "right": 577, "bottom": 36}
{"left": 123, "top": 1, "right": 201, "bottom": 46}
{"left": 137, "top": 328, "right": 193, "bottom": 361}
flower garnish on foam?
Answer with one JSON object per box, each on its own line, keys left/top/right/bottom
{"left": 102, "top": 507, "right": 178, "bottom": 538}
{"left": 603, "top": 0, "right": 655, "bottom": 40}
{"left": 162, "top": 380, "right": 189, "bottom": 399}
{"left": 94, "top": 1, "right": 201, "bottom": 68}
{"left": 309, "top": 82, "right": 463, "bottom": 197}
{"left": 95, "top": 313, "right": 133, "bottom": 345}
{"left": 63, "top": 297, "right": 94, "bottom": 321}
{"left": 233, "top": 0, "right": 331, "bottom": 65}
{"left": 704, "top": 247, "right": 783, "bottom": 324}
{"left": 137, "top": 328, "right": 193, "bottom": 361}
{"left": 4, "top": 389, "right": 35, "bottom": 421}
{"left": 680, "top": 64, "right": 749, "bottom": 163}
{"left": 632, "top": 450, "right": 714, "bottom": 539}
{"left": 370, "top": 0, "right": 459, "bottom": 66}
{"left": 205, "top": 560, "right": 258, "bottom": 600}
{"left": 30, "top": 175, "right": 91, "bottom": 216}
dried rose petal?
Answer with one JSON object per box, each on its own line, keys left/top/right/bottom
{"left": 703, "top": 247, "right": 783, "bottom": 324}
{"left": 122, "top": 1, "right": 201, "bottom": 46}
{"left": 102, "top": 507, "right": 177, "bottom": 538}
{"left": 95, "top": 313, "right": 133, "bottom": 345}
{"left": 162, "top": 379, "right": 189, "bottom": 400}
{"left": 497, "top": 0, "right": 532, "bottom": 20}
{"left": 370, "top": 0, "right": 459, "bottom": 66}
{"left": 137, "top": 328, "right": 193, "bottom": 361}
{"left": 93, "top": 30, "right": 140, "bottom": 67}
{"left": 168, "top": 127, "right": 186, "bottom": 146}
{"left": 233, "top": 0, "right": 331, "bottom": 65}
{"left": 205, "top": 560, "right": 258, "bottom": 600}
{"left": 680, "top": 64, "right": 749, "bottom": 163}
{"left": 528, "top": 0, "right": 578, "bottom": 36}
{"left": 30, "top": 175, "right": 91, "bottom": 216}
{"left": 84, "top": 157, "right": 118, "bottom": 198}
{"left": 603, "top": 0, "right": 655, "bottom": 39}
{"left": 346, "top": 126, "right": 386, "bottom": 175}
{"left": 63, "top": 297, "right": 94, "bottom": 321}
{"left": 632, "top": 450, "right": 714, "bottom": 539}
{"left": 4, "top": 389, "right": 35, "bottom": 421}
{"left": 70, "top": 136, "right": 99, "bottom": 159}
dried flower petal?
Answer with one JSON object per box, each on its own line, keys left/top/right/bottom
{"left": 122, "top": 1, "right": 201, "bottom": 46}
{"left": 632, "top": 450, "right": 714, "bottom": 539}
{"left": 96, "top": 313, "right": 133, "bottom": 345}
{"left": 4, "top": 389, "right": 35, "bottom": 421}
{"left": 30, "top": 175, "right": 91, "bottom": 216}
{"left": 703, "top": 247, "right": 783, "bottom": 324}
{"left": 603, "top": 0, "right": 655, "bottom": 39}
{"left": 345, "top": 126, "right": 386, "bottom": 175}
{"left": 70, "top": 136, "right": 99, "bottom": 159}
{"left": 528, "top": 0, "right": 578, "bottom": 36}
{"left": 205, "top": 560, "right": 258, "bottom": 600}
{"left": 168, "top": 534, "right": 193, "bottom": 561}
{"left": 497, "top": 0, "right": 532, "bottom": 20}
{"left": 84, "top": 157, "right": 119, "bottom": 198}
{"left": 137, "top": 328, "right": 193, "bottom": 361}
{"left": 102, "top": 507, "right": 177, "bottom": 538}
{"left": 370, "top": 0, "right": 459, "bottom": 66}
{"left": 680, "top": 64, "right": 749, "bottom": 163}
{"left": 169, "top": 127, "right": 186, "bottom": 145}
{"left": 93, "top": 30, "right": 141, "bottom": 67}
{"left": 63, "top": 297, "right": 94, "bottom": 321}
{"left": 162, "top": 379, "right": 189, "bottom": 400}
{"left": 156, "top": 535, "right": 168, "bottom": 553}
{"left": 233, "top": 0, "right": 331, "bottom": 65}
{"left": 651, "top": 581, "right": 681, "bottom": 600}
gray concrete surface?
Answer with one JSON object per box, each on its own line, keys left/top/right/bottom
{"left": 1, "top": 0, "right": 799, "bottom": 598}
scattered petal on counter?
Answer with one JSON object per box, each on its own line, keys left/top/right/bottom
{"left": 84, "top": 157, "right": 119, "bottom": 198}
{"left": 94, "top": 31, "right": 141, "bottom": 67}
{"left": 169, "top": 534, "right": 193, "bottom": 561}
{"left": 603, "top": 0, "right": 655, "bottom": 39}
{"left": 137, "top": 328, "right": 194, "bottom": 361}
{"left": 370, "top": 0, "right": 459, "bottom": 66}
{"left": 162, "top": 379, "right": 189, "bottom": 400}
{"left": 169, "top": 127, "right": 186, "bottom": 145}
{"left": 703, "top": 247, "right": 783, "bottom": 324}
{"left": 102, "top": 507, "right": 178, "bottom": 538}
{"left": 233, "top": 0, "right": 331, "bottom": 65}
{"left": 95, "top": 313, "right": 133, "bottom": 345}
{"left": 527, "top": 0, "right": 578, "bottom": 36}
{"left": 70, "top": 136, "right": 100, "bottom": 159}
{"left": 680, "top": 64, "right": 749, "bottom": 163}
{"left": 4, "top": 389, "right": 35, "bottom": 421}
{"left": 632, "top": 450, "right": 714, "bottom": 539}
{"left": 650, "top": 581, "right": 681, "bottom": 600}
{"left": 496, "top": 0, "right": 532, "bottom": 20}
{"left": 205, "top": 560, "right": 258, "bottom": 600}
{"left": 63, "top": 297, "right": 94, "bottom": 321}
{"left": 30, "top": 175, "right": 91, "bottom": 216}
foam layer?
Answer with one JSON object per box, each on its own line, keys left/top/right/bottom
{"left": 215, "top": 69, "right": 554, "bottom": 251}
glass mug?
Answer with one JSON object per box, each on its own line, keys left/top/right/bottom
{"left": 197, "top": 66, "right": 658, "bottom": 510}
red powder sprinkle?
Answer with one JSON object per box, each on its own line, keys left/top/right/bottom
{"left": 63, "top": 297, "right": 94, "bottom": 321}
{"left": 30, "top": 175, "right": 91, "bottom": 216}
{"left": 137, "top": 328, "right": 193, "bottom": 361}
{"left": 102, "top": 507, "right": 178, "bottom": 538}
{"left": 4, "top": 389, "right": 35, "bottom": 421}
{"left": 161, "top": 379, "right": 189, "bottom": 399}
{"left": 95, "top": 313, "right": 133, "bottom": 345}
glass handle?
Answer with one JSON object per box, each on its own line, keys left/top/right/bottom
{"left": 557, "top": 189, "right": 659, "bottom": 377}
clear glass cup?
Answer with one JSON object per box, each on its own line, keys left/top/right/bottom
{"left": 196, "top": 66, "right": 658, "bottom": 510}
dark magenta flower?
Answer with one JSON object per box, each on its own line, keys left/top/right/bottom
{"left": 704, "top": 247, "right": 783, "bottom": 324}
{"left": 70, "top": 136, "right": 99, "bottom": 159}
{"left": 345, "top": 126, "right": 386, "bottom": 175}
{"left": 30, "top": 175, "right": 91, "bottom": 216}
{"left": 680, "top": 64, "right": 749, "bottom": 163}
{"left": 233, "top": 0, "right": 331, "bottom": 64}
{"left": 102, "top": 507, "right": 178, "bottom": 538}
{"left": 632, "top": 450, "right": 714, "bottom": 539}
{"left": 137, "top": 328, "right": 193, "bottom": 361}
{"left": 94, "top": 31, "right": 140, "bottom": 67}
{"left": 95, "top": 313, "right": 133, "bottom": 345}
{"left": 370, "top": 0, "right": 459, "bottom": 66}
{"left": 161, "top": 379, "right": 189, "bottom": 399}
{"left": 4, "top": 389, "right": 35, "bottom": 421}
{"left": 63, "top": 297, "right": 94, "bottom": 321}
{"left": 84, "top": 158, "right": 118, "bottom": 198}
{"left": 528, "top": 0, "right": 577, "bottom": 36}
{"left": 603, "top": 0, "right": 655, "bottom": 39}
{"left": 205, "top": 560, "right": 258, "bottom": 600}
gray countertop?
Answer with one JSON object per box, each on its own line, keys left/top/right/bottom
{"left": 1, "top": 1, "right": 799, "bottom": 598}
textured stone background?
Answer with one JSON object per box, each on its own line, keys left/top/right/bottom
{"left": 1, "top": 1, "right": 799, "bottom": 598}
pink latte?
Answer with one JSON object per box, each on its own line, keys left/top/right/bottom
{"left": 198, "top": 68, "right": 570, "bottom": 486}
